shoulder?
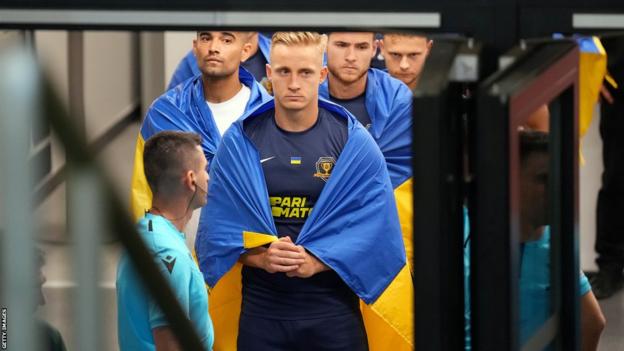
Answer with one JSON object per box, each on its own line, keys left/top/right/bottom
{"left": 149, "top": 78, "right": 197, "bottom": 113}
{"left": 319, "top": 107, "right": 348, "bottom": 130}
{"left": 242, "top": 107, "right": 274, "bottom": 134}
{"left": 135, "top": 216, "right": 187, "bottom": 257}
{"left": 369, "top": 68, "right": 412, "bottom": 101}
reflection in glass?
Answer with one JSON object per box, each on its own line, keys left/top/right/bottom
{"left": 518, "top": 128, "right": 553, "bottom": 349}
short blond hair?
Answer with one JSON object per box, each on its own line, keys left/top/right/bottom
{"left": 271, "top": 31, "right": 327, "bottom": 57}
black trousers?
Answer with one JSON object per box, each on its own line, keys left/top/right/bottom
{"left": 237, "top": 313, "right": 369, "bottom": 351}
{"left": 595, "top": 77, "right": 624, "bottom": 271}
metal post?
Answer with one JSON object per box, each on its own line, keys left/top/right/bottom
{"left": 0, "top": 46, "right": 39, "bottom": 351}
{"left": 70, "top": 168, "right": 103, "bottom": 350}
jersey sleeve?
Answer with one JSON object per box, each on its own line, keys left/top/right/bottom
{"left": 579, "top": 269, "right": 592, "bottom": 296}
{"left": 147, "top": 249, "right": 193, "bottom": 329}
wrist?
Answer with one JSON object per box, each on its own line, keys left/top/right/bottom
{"left": 240, "top": 247, "right": 267, "bottom": 269}
{"left": 311, "top": 255, "right": 327, "bottom": 274}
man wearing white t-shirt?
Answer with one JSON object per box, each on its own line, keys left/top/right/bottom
{"left": 207, "top": 83, "right": 251, "bottom": 135}
{"left": 130, "top": 31, "right": 271, "bottom": 227}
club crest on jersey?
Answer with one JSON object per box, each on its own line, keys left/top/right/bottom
{"left": 313, "top": 157, "right": 336, "bottom": 182}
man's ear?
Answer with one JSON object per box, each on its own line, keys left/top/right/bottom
{"left": 265, "top": 63, "right": 273, "bottom": 81}
{"left": 241, "top": 41, "right": 253, "bottom": 62}
{"left": 425, "top": 39, "right": 434, "bottom": 56}
{"left": 183, "top": 170, "right": 195, "bottom": 191}
{"left": 371, "top": 39, "right": 379, "bottom": 59}
{"left": 319, "top": 66, "right": 329, "bottom": 84}
{"left": 192, "top": 38, "right": 198, "bottom": 58}
{"left": 378, "top": 39, "right": 386, "bottom": 54}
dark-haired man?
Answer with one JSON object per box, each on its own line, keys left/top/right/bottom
{"left": 118, "top": 131, "right": 213, "bottom": 351}
{"left": 168, "top": 32, "right": 271, "bottom": 89}
{"left": 379, "top": 33, "right": 432, "bottom": 91}
{"left": 320, "top": 32, "right": 414, "bottom": 272}
{"left": 463, "top": 131, "right": 605, "bottom": 350}
{"left": 130, "top": 31, "right": 271, "bottom": 221}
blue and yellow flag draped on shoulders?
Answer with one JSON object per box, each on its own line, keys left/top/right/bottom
{"left": 195, "top": 99, "right": 414, "bottom": 351}
{"left": 129, "top": 67, "right": 271, "bottom": 220}
{"left": 320, "top": 68, "right": 414, "bottom": 273}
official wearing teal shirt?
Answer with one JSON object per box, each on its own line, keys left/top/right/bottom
{"left": 463, "top": 209, "right": 591, "bottom": 350}
{"left": 116, "top": 213, "right": 214, "bottom": 350}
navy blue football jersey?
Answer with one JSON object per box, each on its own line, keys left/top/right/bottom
{"left": 241, "top": 107, "right": 359, "bottom": 320}
{"left": 328, "top": 92, "right": 372, "bottom": 130}
{"left": 241, "top": 50, "right": 268, "bottom": 82}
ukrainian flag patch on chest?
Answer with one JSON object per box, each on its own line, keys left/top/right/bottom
{"left": 290, "top": 156, "right": 302, "bottom": 165}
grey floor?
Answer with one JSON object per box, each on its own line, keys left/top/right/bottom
{"left": 35, "top": 116, "right": 624, "bottom": 350}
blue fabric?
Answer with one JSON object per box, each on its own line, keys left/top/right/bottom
{"left": 195, "top": 98, "right": 405, "bottom": 304}
{"left": 463, "top": 212, "right": 592, "bottom": 350}
{"left": 257, "top": 32, "right": 271, "bottom": 62}
{"left": 576, "top": 36, "right": 601, "bottom": 54}
{"left": 116, "top": 214, "right": 214, "bottom": 351}
{"left": 141, "top": 66, "right": 271, "bottom": 168}
{"left": 167, "top": 33, "right": 272, "bottom": 90}
{"left": 167, "top": 50, "right": 201, "bottom": 91}
{"left": 241, "top": 107, "right": 357, "bottom": 320}
{"left": 319, "top": 68, "right": 413, "bottom": 188}
{"left": 552, "top": 33, "right": 601, "bottom": 54}
{"left": 244, "top": 108, "right": 348, "bottom": 241}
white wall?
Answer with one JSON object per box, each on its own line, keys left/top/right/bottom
{"left": 579, "top": 105, "right": 603, "bottom": 272}
{"left": 35, "top": 31, "right": 69, "bottom": 177}
{"left": 138, "top": 31, "right": 194, "bottom": 118}
{"left": 0, "top": 30, "right": 24, "bottom": 51}
{"left": 84, "top": 31, "right": 139, "bottom": 142}
{"left": 164, "top": 31, "right": 196, "bottom": 88}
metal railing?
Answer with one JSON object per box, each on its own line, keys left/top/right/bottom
{"left": 0, "top": 44, "right": 204, "bottom": 350}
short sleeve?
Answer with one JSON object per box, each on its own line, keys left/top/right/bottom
{"left": 579, "top": 269, "right": 592, "bottom": 296}
{"left": 148, "top": 249, "right": 192, "bottom": 328}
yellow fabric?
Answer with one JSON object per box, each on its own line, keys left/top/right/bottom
{"left": 243, "top": 231, "right": 278, "bottom": 249}
{"left": 130, "top": 134, "right": 153, "bottom": 221}
{"left": 394, "top": 178, "right": 413, "bottom": 274}
{"left": 579, "top": 37, "right": 607, "bottom": 139}
{"left": 605, "top": 72, "right": 618, "bottom": 89}
{"left": 361, "top": 264, "right": 414, "bottom": 350}
{"left": 209, "top": 233, "right": 413, "bottom": 351}
{"left": 209, "top": 263, "right": 244, "bottom": 351}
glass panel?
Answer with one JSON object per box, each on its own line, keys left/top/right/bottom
{"left": 518, "top": 101, "right": 554, "bottom": 351}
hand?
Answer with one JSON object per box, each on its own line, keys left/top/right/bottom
{"left": 286, "top": 246, "right": 329, "bottom": 278}
{"left": 600, "top": 84, "right": 614, "bottom": 105}
{"left": 262, "top": 236, "right": 306, "bottom": 273}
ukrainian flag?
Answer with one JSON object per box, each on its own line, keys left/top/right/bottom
{"left": 129, "top": 67, "right": 271, "bottom": 220}
{"left": 576, "top": 36, "right": 609, "bottom": 138}
{"left": 320, "top": 68, "right": 414, "bottom": 275}
{"left": 290, "top": 156, "right": 302, "bottom": 165}
{"left": 195, "top": 99, "right": 414, "bottom": 351}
